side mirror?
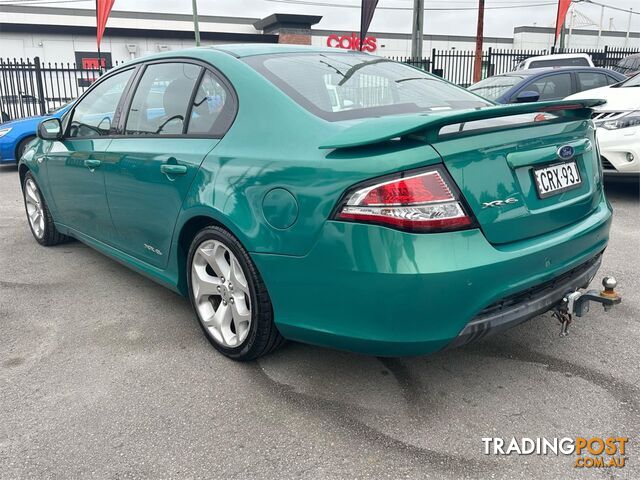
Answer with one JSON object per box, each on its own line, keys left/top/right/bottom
{"left": 515, "top": 90, "right": 540, "bottom": 103}
{"left": 37, "top": 118, "right": 62, "bottom": 140}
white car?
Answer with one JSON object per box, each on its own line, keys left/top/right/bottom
{"left": 515, "top": 53, "right": 594, "bottom": 70}
{"left": 566, "top": 74, "right": 640, "bottom": 177}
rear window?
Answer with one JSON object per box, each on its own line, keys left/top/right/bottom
{"left": 245, "top": 53, "right": 490, "bottom": 121}
{"left": 528, "top": 57, "right": 590, "bottom": 68}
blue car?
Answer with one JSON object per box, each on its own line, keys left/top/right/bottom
{"left": 0, "top": 102, "right": 73, "bottom": 164}
{"left": 468, "top": 67, "right": 625, "bottom": 104}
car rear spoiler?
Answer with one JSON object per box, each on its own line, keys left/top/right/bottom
{"left": 318, "top": 99, "right": 606, "bottom": 150}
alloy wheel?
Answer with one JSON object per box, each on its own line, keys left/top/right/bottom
{"left": 24, "top": 178, "right": 45, "bottom": 239}
{"left": 191, "top": 239, "right": 252, "bottom": 348}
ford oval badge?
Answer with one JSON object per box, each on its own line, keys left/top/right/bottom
{"left": 557, "top": 145, "right": 575, "bottom": 161}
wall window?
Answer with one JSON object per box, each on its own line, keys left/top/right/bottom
{"left": 125, "top": 63, "right": 201, "bottom": 136}
{"left": 187, "top": 71, "right": 235, "bottom": 135}
{"left": 68, "top": 69, "right": 133, "bottom": 137}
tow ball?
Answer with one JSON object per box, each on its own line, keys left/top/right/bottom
{"left": 552, "top": 277, "right": 622, "bottom": 337}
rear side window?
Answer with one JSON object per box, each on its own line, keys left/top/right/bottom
{"left": 524, "top": 73, "right": 572, "bottom": 101}
{"left": 245, "top": 53, "right": 490, "bottom": 121}
{"left": 187, "top": 71, "right": 235, "bottom": 135}
{"left": 577, "top": 72, "right": 609, "bottom": 91}
{"left": 125, "top": 62, "right": 201, "bottom": 135}
{"left": 68, "top": 69, "right": 132, "bottom": 138}
{"left": 528, "top": 57, "right": 590, "bottom": 68}
{"left": 606, "top": 75, "right": 620, "bottom": 85}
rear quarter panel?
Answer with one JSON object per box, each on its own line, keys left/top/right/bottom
{"left": 175, "top": 51, "right": 446, "bottom": 257}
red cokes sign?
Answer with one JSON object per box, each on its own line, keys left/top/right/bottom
{"left": 326, "top": 33, "right": 377, "bottom": 52}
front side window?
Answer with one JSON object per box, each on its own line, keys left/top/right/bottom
{"left": 68, "top": 69, "right": 133, "bottom": 138}
{"left": 125, "top": 63, "right": 201, "bottom": 135}
{"left": 524, "top": 73, "right": 572, "bottom": 101}
{"left": 246, "top": 53, "right": 490, "bottom": 121}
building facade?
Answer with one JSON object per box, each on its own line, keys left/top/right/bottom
{"left": 1, "top": 4, "right": 638, "bottom": 66}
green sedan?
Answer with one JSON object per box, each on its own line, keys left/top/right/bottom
{"left": 19, "top": 45, "right": 618, "bottom": 360}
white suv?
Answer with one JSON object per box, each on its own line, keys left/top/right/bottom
{"left": 566, "top": 74, "right": 639, "bottom": 177}
{"left": 516, "top": 53, "right": 594, "bottom": 70}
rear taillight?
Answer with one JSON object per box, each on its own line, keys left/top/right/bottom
{"left": 333, "top": 166, "right": 476, "bottom": 232}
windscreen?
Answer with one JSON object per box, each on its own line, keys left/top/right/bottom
{"left": 468, "top": 75, "right": 525, "bottom": 101}
{"left": 618, "top": 73, "right": 640, "bottom": 87}
{"left": 245, "top": 53, "right": 490, "bottom": 121}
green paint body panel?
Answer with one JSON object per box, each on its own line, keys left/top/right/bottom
{"left": 103, "top": 138, "right": 218, "bottom": 268}
{"left": 19, "top": 46, "right": 613, "bottom": 357}
{"left": 433, "top": 120, "right": 602, "bottom": 244}
{"left": 252, "top": 198, "right": 610, "bottom": 356}
{"left": 45, "top": 138, "right": 114, "bottom": 240}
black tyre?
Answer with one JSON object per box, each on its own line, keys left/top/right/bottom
{"left": 22, "top": 171, "right": 69, "bottom": 246}
{"left": 16, "top": 135, "right": 35, "bottom": 161}
{"left": 187, "top": 225, "right": 285, "bottom": 361}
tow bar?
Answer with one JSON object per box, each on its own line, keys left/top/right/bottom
{"left": 552, "top": 277, "right": 622, "bottom": 337}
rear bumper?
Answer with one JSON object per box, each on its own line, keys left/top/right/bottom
{"left": 251, "top": 197, "right": 612, "bottom": 357}
{"left": 447, "top": 253, "right": 602, "bottom": 349}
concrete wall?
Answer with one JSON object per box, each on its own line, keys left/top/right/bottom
{"left": 513, "top": 27, "right": 640, "bottom": 50}
{"left": 0, "top": 31, "right": 237, "bottom": 65}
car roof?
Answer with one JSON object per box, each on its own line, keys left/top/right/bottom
{"left": 114, "top": 44, "right": 373, "bottom": 70}
{"left": 524, "top": 53, "right": 591, "bottom": 61}
{"left": 495, "top": 66, "right": 618, "bottom": 77}
{"left": 209, "top": 43, "right": 363, "bottom": 58}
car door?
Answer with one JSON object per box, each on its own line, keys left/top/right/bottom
{"left": 45, "top": 67, "right": 135, "bottom": 241}
{"left": 104, "top": 61, "right": 237, "bottom": 268}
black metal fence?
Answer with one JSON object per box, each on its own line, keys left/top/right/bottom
{"left": 2, "top": 46, "right": 639, "bottom": 122}
{"left": 0, "top": 57, "right": 121, "bottom": 122}
{"left": 394, "top": 46, "right": 639, "bottom": 87}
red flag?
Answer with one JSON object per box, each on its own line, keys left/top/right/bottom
{"left": 96, "top": 0, "right": 116, "bottom": 49}
{"left": 554, "top": 0, "right": 572, "bottom": 41}
{"left": 359, "top": 0, "right": 379, "bottom": 51}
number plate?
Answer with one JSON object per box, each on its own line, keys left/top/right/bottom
{"left": 533, "top": 161, "right": 582, "bottom": 199}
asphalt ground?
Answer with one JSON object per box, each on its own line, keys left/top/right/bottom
{"left": 0, "top": 164, "right": 638, "bottom": 479}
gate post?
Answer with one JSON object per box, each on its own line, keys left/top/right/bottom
{"left": 34, "top": 57, "right": 46, "bottom": 115}
{"left": 487, "top": 47, "right": 493, "bottom": 78}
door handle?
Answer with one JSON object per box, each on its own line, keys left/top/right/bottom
{"left": 84, "top": 159, "right": 101, "bottom": 169}
{"left": 160, "top": 164, "right": 187, "bottom": 175}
